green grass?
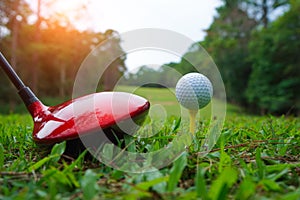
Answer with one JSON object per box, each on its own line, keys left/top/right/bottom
{"left": 116, "top": 85, "right": 237, "bottom": 120}
{"left": 0, "top": 86, "right": 299, "bottom": 199}
{"left": 116, "top": 86, "right": 182, "bottom": 117}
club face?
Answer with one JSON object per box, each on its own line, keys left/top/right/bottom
{"left": 29, "top": 92, "right": 150, "bottom": 145}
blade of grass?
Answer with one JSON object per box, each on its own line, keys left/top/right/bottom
{"left": 135, "top": 176, "right": 169, "bottom": 191}
{"left": 81, "top": 169, "right": 100, "bottom": 200}
{"left": 49, "top": 141, "right": 66, "bottom": 163}
{"left": 28, "top": 155, "right": 58, "bottom": 172}
{"left": 167, "top": 152, "right": 187, "bottom": 192}
{"left": 0, "top": 143, "right": 4, "bottom": 169}
{"left": 235, "top": 177, "right": 256, "bottom": 199}
{"left": 209, "top": 167, "right": 238, "bottom": 200}
{"left": 255, "top": 148, "right": 265, "bottom": 180}
{"left": 195, "top": 165, "right": 208, "bottom": 199}
{"left": 28, "top": 142, "right": 66, "bottom": 172}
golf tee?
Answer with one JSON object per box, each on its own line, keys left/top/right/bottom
{"left": 189, "top": 109, "right": 198, "bottom": 135}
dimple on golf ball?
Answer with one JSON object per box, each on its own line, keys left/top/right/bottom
{"left": 175, "top": 73, "right": 213, "bottom": 110}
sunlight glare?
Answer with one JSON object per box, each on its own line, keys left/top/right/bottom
{"left": 53, "top": 0, "right": 82, "bottom": 13}
{"left": 50, "top": 0, "right": 90, "bottom": 29}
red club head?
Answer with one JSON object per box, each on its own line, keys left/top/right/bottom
{"left": 27, "top": 92, "right": 150, "bottom": 145}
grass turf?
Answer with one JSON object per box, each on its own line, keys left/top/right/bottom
{"left": 0, "top": 86, "right": 299, "bottom": 199}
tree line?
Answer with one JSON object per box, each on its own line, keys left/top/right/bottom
{"left": 1, "top": 0, "right": 299, "bottom": 115}
{"left": 123, "top": 0, "right": 299, "bottom": 115}
{"left": 0, "top": 0, "right": 125, "bottom": 109}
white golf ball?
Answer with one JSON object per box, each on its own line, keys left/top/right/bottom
{"left": 175, "top": 73, "right": 213, "bottom": 110}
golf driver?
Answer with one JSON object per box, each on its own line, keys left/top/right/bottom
{"left": 0, "top": 52, "right": 150, "bottom": 153}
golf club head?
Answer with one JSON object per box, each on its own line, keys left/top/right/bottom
{"left": 28, "top": 92, "right": 150, "bottom": 145}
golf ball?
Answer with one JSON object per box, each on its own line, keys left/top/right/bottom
{"left": 175, "top": 73, "right": 213, "bottom": 110}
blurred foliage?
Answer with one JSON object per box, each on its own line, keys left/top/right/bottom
{"left": 203, "top": 0, "right": 298, "bottom": 115}
{"left": 202, "top": 0, "right": 257, "bottom": 105}
{"left": 122, "top": 0, "right": 299, "bottom": 115}
{"left": 246, "top": 0, "right": 300, "bottom": 114}
{"left": 120, "top": 65, "right": 179, "bottom": 88}
{"left": 0, "top": 0, "right": 126, "bottom": 110}
{"left": 201, "top": 0, "right": 298, "bottom": 115}
{"left": 1, "top": 0, "right": 299, "bottom": 115}
{"left": 132, "top": 0, "right": 297, "bottom": 116}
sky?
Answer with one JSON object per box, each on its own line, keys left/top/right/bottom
{"left": 28, "top": 0, "right": 223, "bottom": 71}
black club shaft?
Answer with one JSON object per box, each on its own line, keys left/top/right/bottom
{"left": 0, "top": 52, "right": 39, "bottom": 106}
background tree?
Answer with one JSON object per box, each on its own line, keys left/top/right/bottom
{"left": 242, "top": 0, "right": 289, "bottom": 27}
{"left": 201, "top": 0, "right": 257, "bottom": 105}
{"left": 0, "top": 0, "right": 126, "bottom": 113}
{"left": 0, "top": 0, "right": 32, "bottom": 70}
{"left": 120, "top": 66, "right": 162, "bottom": 87}
{"left": 0, "top": 0, "right": 33, "bottom": 109}
{"left": 101, "top": 30, "right": 127, "bottom": 91}
{"left": 246, "top": 0, "right": 300, "bottom": 114}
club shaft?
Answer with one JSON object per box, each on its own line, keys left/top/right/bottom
{"left": 0, "top": 52, "right": 26, "bottom": 90}
{"left": 0, "top": 52, "right": 39, "bottom": 106}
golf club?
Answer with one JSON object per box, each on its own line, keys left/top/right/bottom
{"left": 0, "top": 52, "right": 150, "bottom": 154}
